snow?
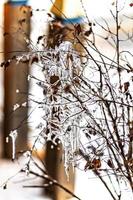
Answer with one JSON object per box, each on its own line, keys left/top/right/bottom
{"left": 0, "top": 159, "right": 51, "bottom": 200}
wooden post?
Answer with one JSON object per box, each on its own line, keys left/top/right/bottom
{"left": 45, "top": 1, "right": 87, "bottom": 198}
{"left": 45, "top": 24, "right": 77, "bottom": 200}
{"left": 3, "top": 1, "right": 30, "bottom": 158}
{"left": 45, "top": 141, "right": 74, "bottom": 200}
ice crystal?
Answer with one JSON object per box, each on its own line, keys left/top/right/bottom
{"left": 13, "top": 103, "right": 20, "bottom": 111}
{"left": 22, "top": 102, "right": 27, "bottom": 107}
{"left": 23, "top": 150, "right": 31, "bottom": 158}
{"left": 24, "top": 164, "right": 30, "bottom": 176}
{"left": 27, "top": 75, "right": 32, "bottom": 81}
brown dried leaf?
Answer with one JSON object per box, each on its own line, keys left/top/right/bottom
{"left": 84, "top": 28, "right": 92, "bottom": 37}
{"left": 64, "top": 84, "right": 71, "bottom": 93}
{"left": 92, "top": 158, "right": 101, "bottom": 169}
{"left": 69, "top": 54, "right": 73, "bottom": 62}
{"left": 56, "top": 52, "right": 60, "bottom": 62}
{"left": 75, "top": 24, "right": 82, "bottom": 35}
{"left": 124, "top": 82, "right": 130, "bottom": 92}
{"left": 85, "top": 158, "right": 101, "bottom": 171}
{"left": 31, "top": 56, "right": 39, "bottom": 64}
{"left": 50, "top": 75, "right": 59, "bottom": 84}
{"left": 73, "top": 77, "right": 81, "bottom": 86}
{"left": 107, "top": 159, "right": 114, "bottom": 168}
{"left": 30, "top": 11, "right": 33, "bottom": 17}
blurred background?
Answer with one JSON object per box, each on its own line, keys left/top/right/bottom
{"left": 0, "top": 0, "right": 133, "bottom": 200}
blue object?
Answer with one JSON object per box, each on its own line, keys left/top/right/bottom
{"left": 62, "top": 16, "right": 84, "bottom": 24}
{"left": 55, "top": 16, "right": 85, "bottom": 25}
{"left": 8, "top": 0, "right": 28, "bottom": 5}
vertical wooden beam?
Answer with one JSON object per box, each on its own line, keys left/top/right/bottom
{"left": 0, "top": 3, "right": 4, "bottom": 157}
{"left": 3, "top": 2, "right": 30, "bottom": 158}
{"left": 45, "top": 23, "right": 76, "bottom": 200}
{"left": 45, "top": 0, "right": 87, "bottom": 193}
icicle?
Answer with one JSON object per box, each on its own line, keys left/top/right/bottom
{"left": 22, "top": 102, "right": 27, "bottom": 107}
{"left": 9, "top": 130, "right": 18, "bottom": 161}
{"left": 24, "top": 164, "right": 30, "bottom": 176}
{"left": 27, "top": 75, "right": 31, "bottom": 81}
{"left": 6, "top": 137, "right": 9, "bottom": 143}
